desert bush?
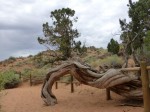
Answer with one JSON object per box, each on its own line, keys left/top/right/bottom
{"left": 97, "top": 48, "right": 107, "bottom": 54}
{"left": 31, "top": 68, "right": 48, "bottom": 78}
{"left": 100, "top": 55, "right": 124, "bottom": 68}
{"left": 21, "top": 68, "right": 32, "bottom": 81}
{"left": 59, "top": 75, "right": 71, "bottom": 83}
{"left": 89, "top": 55, "right": 124, "bottom": 69}
{"left": 3, "top": 56, "right": 16, "bottom": 64}
{"left": 137, "top": 45, "right": 150, "bottom": 65}
{"left": 30, "top": 68, "right": 48, "bottom": 85}
{"left": 0, "top": 75, "right": 3, "bottom": 90}
{"left": 42, "top": 63, "right": 52, "bottom": 69}
{"left": 21, "top": 68, "right": 48, "bottom": 83}
{"left": 15, "top": 62, "right": 22, "bottom": 67}
{"left": 0, "top": 71, "right": 20, "bottom": 89}
{"left": 7, "top": 56, "right": 16, "bottom": 63}
{"left": 28, "top": 55, "right": 33, "bottom": 58}
{"left": 0, "top": 61, "right": 2, "bottom": 65}
{"left": 84, "top": 56, "right": 97, "bottom": 64}
{"left": 33, "top": 54, "right": 50, "bottom": 68}
{"left": 90, "top": 59, "right": 102, "bottom": 68}
{"left": 8, "top": 56, "right": 16, "bottom": 61}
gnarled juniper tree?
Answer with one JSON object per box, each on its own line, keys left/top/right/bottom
{"left": 119, "top": 0, "right": 150, "bottom": 65}
{"left": 38, "top": 8, "right": 80, "bottom": 60}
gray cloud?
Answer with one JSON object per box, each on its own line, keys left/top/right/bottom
{"left": 0, "top": 0, "right": 138, "bottom": 61}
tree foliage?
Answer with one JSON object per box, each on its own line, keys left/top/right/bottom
{"left": 107, "top": 38, "right": 119, "bottom": 54}
{"left": 119, "top": 0, "right": 150, "bottom": 63}
{"left": 144, "top": 31, "right": 150, "bottom": 50}
{"left": 73, "top": 41, "right": 87, "bottom": 55}
{"left": 38, "top": 8, "right": 80, "bottom": 59}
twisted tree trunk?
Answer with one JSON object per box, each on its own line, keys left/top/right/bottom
{"left": 41, "top": 61, "right": 142, "bottom": 106}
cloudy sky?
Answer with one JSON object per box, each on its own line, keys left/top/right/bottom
{"left": 0, "top": 0, "right": 138, "bottom": 61}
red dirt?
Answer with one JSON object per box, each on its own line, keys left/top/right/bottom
{"left": 0, "top": 82, "right": 143, "bottom": 112}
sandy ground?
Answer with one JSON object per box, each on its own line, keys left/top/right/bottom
{"left": 0, "top": 82, "right": 143, "bottom": 112}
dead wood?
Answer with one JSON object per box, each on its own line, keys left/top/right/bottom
{"left": 41, "top": 61, "right": 142, "bottom": 106}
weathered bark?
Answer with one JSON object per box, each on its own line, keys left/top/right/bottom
{"left": 41, "top": 61, "right": 142, "bottom": 106}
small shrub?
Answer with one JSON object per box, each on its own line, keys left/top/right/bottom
{"left": 7, "top": 56, "right": 16, "bottom": 63}
{"left": 0, "top": 71, "right": 20, "bottom": 89}
{"left": 0, "top": 75, "right": 3, "bottom": 90}
{"left": 33, "top": 55, "right": 46, "bottom": 68}
{"left": 84, "top": 56, "right": 97, "bottom": 64}
{"left": 88, "top": 55, "right": 124, "bottom": 69}
{"left": 59, "top": 75, "right": 71, "bottom": 83}
{"left": 15, "top": 62, "right": 22, "bottom": 67}
{"left": 30, "top": 68, "right": 48, "bottom": 85}
{"left": 90, "top": 59, "right": 102, "bottom": 68}
{"left": 100, "top": 55, "right": 124, "bottom": 68}
{"left": 21, "top": 68, "right": 32, "bottom": 81}
{"left": 3, "top": 56, "right": 16, "bottom": 64}
{"left": 31, "top": 69, "right": 48, "bottom": 78}
{"left": 42, "top": 63, "right": 52, "bottom": 69}
{"left": 8, "top": 56, "right": 16, "bottom": 61}
{"left": 136, "top": 45, "right": 150, "bottom": 65}
{"left": 28, "top": 55, "right": 33, "bottom": 58}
